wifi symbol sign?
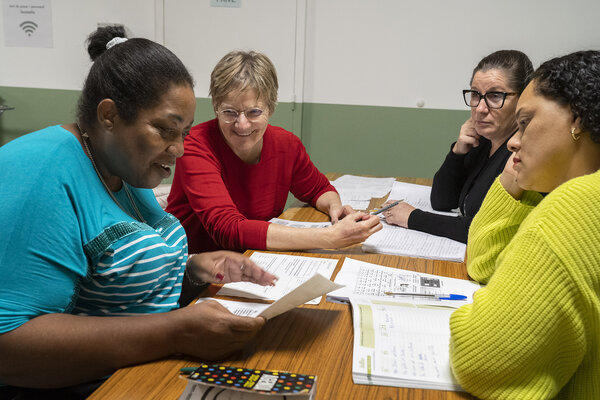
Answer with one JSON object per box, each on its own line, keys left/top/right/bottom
{"left": 20, "top": 21, "right": 38, "bottom": 36}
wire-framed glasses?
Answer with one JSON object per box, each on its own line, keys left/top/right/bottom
{"left": 216, "top": 108, "right": 265, "bottom": 124}
{"left": 462, "top": 90, "right": 517, "bottom": 109}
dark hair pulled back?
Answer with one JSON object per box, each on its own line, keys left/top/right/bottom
{"left": 77, "top": 25, "right": 194, "bottom": 129}
{"left": 471, "top": 50, "right": 534, "bottom": 94}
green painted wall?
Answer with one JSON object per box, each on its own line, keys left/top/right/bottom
{"left": 0, "top": 86, "right": 469, "bottom": 179}
{"left": 301, "top": 103, "right": 470, "bottom": 178}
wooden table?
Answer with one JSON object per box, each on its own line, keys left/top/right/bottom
{"left": 89, "top": 177, "right": 476, "bottom": 400}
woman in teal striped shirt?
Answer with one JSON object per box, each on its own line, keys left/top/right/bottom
{"left": 0, "top": 25, "right": 275, "bottom": 396}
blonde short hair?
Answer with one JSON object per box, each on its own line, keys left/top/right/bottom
{"left": 210, "top": 50, "right": 278, "bottom": 114}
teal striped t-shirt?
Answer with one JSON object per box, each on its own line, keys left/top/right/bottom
{"left": 0, "top": 126, "right": 188, "bottom": 333}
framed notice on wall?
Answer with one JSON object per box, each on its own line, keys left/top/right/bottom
{"left": 3, "top": 0, "right": 53, "bottom": 47}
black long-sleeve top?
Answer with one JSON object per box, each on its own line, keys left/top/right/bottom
{"left": 407, "top": 136, "right": 512, "bottom": 243}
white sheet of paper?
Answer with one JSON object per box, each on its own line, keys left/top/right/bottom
{"left": 269, "top": 218, "right": 332, "bottom": 229}
{"left": 331, "top": 175, "right": 396, "bottom": 200}
{"left": 217, "top": 252, "right": 339, "bottom": 304}
{"left": 387, "top": 181, "right": 460, "bottom": 216}
{"left": 197, "top": 274, "right": 343, "bottom": 320}
{"left": 334, "top": 189, "right": 372, "bottom": 210}
{"left": 349, "top": 296, "right": 462, "bottom": 391}
{"left": 195, "top": 298, "right": 270, "bottom": 318}
{"left": 362, "top": 222, "right": 466, "bottom": 262}
{"left": 258, "top": 273, "right": 344, "bottom": 319}
{"left": 328, "top": 258, "right": 480, "bottom": 307}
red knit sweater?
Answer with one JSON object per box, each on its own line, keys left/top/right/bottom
{"left": 166, "top": 119, "right": 335, "bottom": 253}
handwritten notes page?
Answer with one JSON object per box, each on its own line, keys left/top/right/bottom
{"left": 331, "top": 175, "right": 396, "bottom": 210}
{"left": 350, "top": 296, "right": 462, "bottom": 391}
{"left": 327, "top": 258, "right": 480, "bottom": 308}
{"left": 217, "top": 252, "right": 339, "bottom": 304}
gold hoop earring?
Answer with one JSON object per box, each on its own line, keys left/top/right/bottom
{"left": 571, "top": 127, "right": 581, "bottom": 141}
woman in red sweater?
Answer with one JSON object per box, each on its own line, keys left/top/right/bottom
{"left": 167, "top": 51, "right": 381, "bottom": 253}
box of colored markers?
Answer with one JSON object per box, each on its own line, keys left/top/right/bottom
{"left": 179, "top": 364, "right": 317, "bottom": 399}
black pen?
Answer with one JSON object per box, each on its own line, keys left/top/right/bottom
{"left": 371, "top": 200, "right": 403, "bottom": 215}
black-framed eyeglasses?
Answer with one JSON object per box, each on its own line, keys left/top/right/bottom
{"left": 462, "top": 90, "right": 517, "bottom": 109}
{"left": 216, "top": 108, "right": 265, "bottom": 124}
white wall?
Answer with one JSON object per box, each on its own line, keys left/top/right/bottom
{"left": 303, "top": 0, "right": 600, "bottom": 109}
{"left": 0, "top": 0, "right": 158, "bottom": 90}
{"left": 163, "top": 0, "right": 304, "bottom": 103}
{"left": 1, "top": 0, "right": 599, "bottom": 110}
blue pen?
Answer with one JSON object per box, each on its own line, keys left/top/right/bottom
{"left": 384, "top": 291, "right": 467, "bottom": 301}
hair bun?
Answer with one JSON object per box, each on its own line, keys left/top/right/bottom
{"left": 86, "top": 25, "right": 127, "bottom": 62}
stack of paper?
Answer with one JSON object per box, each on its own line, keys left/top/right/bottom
{"left": 199, "top": 272, "right": 343, "bottom": 320}
{"left": 201, "top": 252, "right": 343, "bottom": 321}
{"left": 331, "top": 175, "right": 396, "bottom": 210}
{"left": 362, "top": 224, "right": 466, "bottom": 262}
{"left": 363, "top": 181, "right": 466, "bottom": 262}
{"left": 269, "top": 218, "right": 331, "bottom": 229}
{"left": 217, "top": 252, "right": 339, "bottom": 304}
{"left": 387, "top": 181, "right": 460, "bottom": 216}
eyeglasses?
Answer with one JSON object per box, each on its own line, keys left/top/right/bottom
{"left": 462, "top": 90, "right": 517, "bottom": 109}
{"left": 216, "top": 108, "right": 265, "bottom": 124}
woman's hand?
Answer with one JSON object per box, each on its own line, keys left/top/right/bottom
{"left": 499, "top": 155, "right": 525, "bottom": 200}
{"left": 187, "top": 251, "right": 277, "bottom": 286}
{"left": 327, "top": 211, "right": 382, "bottom": 248}
{"left": 382, "top": 201, "right": 416, "bottom": 228}
{"left": 329, "top": 203, "right": 355, "bottom": 224}
{"left": 174, "top": 300, "right": 265, "bottom": 360}
{"left": 452, "top": 118, "right": 480, "bottom": 155}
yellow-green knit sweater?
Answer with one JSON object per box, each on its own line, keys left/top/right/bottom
{"left": 449, "top": 170, "right": 600, "bottom": 400}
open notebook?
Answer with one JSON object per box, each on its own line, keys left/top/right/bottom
{"left": 329, "top": 258, "right": 481, "bottom": 391}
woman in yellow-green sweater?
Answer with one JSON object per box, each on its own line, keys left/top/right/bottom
{"left": 449, "top": 50, "right": 600, "bottom": 399}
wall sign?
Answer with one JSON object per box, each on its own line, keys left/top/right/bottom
{"left": 210, "top": 0, "right": 241, "bottom": 8}
{"left": 3, "top": 0, "right": 53, "bottom": 47}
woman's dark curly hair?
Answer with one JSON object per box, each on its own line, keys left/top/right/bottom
{"left": 77, "top": 25, "right": 194, "bottom": 129}
{"left": 531, "top": 50, "right": 600, "bottom": 143}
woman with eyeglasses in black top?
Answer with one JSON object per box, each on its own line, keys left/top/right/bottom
{"left": 382, "top": 50, "right": 533, "bottom": 244}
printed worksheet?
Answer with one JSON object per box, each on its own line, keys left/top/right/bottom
{"left": 331, "top": 175, "right": 396, "bottom": 210}
{"left": 387, "top": 181, "right": 460, "bottom": 216}
{"left": 198, "top": 273, "right": 343, "bottom": 320}
{"left": 195, "top": 298, "right": 270, "bottom": 318}
{"left": 350, "top": 296, "right": 463, "bottom": 391}
{"left": 362, "top": 222, "right": 466, "bottom": 262}
{"left": 327, "top": 258, "right": 480, "bottom": 307}
{"left": 217, "top": 252, "right": 339, "bottom": 304}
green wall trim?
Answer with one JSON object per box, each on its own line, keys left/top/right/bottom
{"left": 301, "top": 103, "right": 470, "bottom": 178}
{"left": 1, "top": 86, "right": 469, "bottom": 178}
